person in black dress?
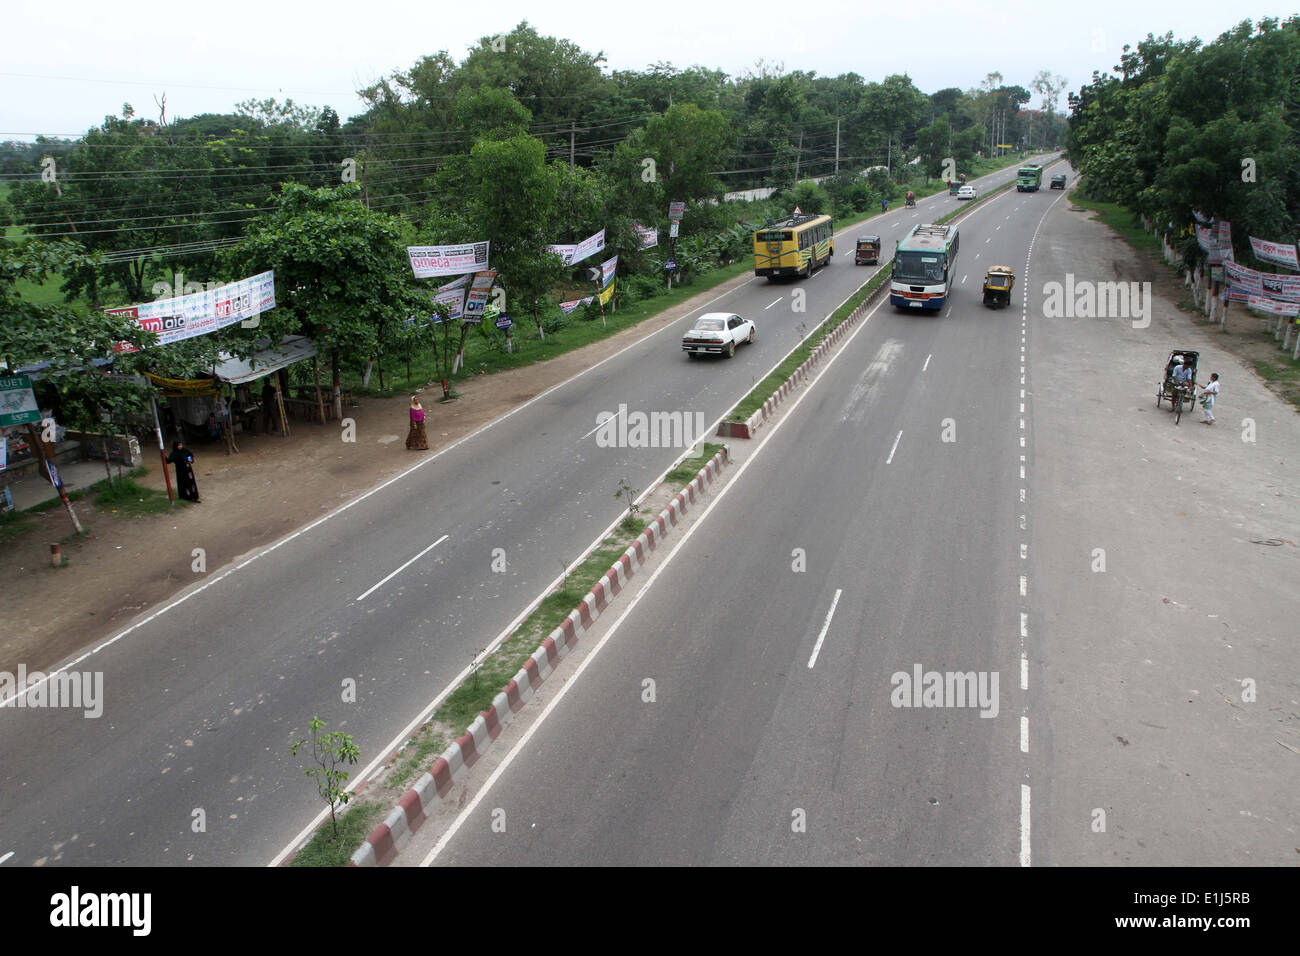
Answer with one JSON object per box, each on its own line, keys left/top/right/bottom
{"left": 166, "top": 440, "right": 201, "bottom": 503}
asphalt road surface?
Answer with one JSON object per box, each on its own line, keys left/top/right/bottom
{"left": 428, "top": 185, "right": 1059, "bottom": 865}
{"left": 0, "top": 158, "right": 1056, "bottom": 865}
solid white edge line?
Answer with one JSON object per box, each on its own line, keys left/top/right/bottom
{"left": 806, "top": 588, "right": 843, "bottom": 669}
{"left": 0, "top": 851, "right": 12, "bottom": 865}
{"left": 356, "top": 534, "right": 450, "bottom": 602}
{"left": 421, "top": 267, "right": 890, "bottom": 867}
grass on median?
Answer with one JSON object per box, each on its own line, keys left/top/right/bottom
{"left": 286, "top": 802, "right": 385, "bottom": 868}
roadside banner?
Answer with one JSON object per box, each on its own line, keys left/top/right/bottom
{"left": 599, "top": 278, "right": 615, "bottom": 305}
{"left": 549, "top": 228, "right": 605, "bottom": 267}
{"left": 407, "top": 242, "right": 490, "bottom": 279}
{"left": 1249, "top": 236, "right": 1299, "bottom": 271}
{"left": 463, "top": 270, "right": 498, "bottom": 320}
{"left": 633, "top": 225, "right": 658, "bottom": 249}
{"left": 108, "top": 271, "right": 276, "bottom": 353}
{"left": 600, "top": 255, "right": 618, "bottom": 287}
{"left": 1225, "top": 260, "right": 1300, "bottom": 302}
{"left": 559, "top": 296, "right": 593, "bottom": 314}
{"left": 0, "top": 374, "right": 41, "bottom": 427}
{"left": 1246, "top": 295, "right": 1300, "bottom": 317}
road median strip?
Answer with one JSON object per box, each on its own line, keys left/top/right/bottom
{"left": 340, "top": 443, "right": 730, "bottom": 867}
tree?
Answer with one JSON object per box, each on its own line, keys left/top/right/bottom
{"left": 290, "top": 716, "right": 361, "bottom": 838}
{"left": 641, "top": 104, "right": 732, "bottom": 204}
{"left": 221, "top": 183, "right": 426, "bottom": 416}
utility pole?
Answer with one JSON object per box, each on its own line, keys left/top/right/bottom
{"left": 793, "top": 128, "right": 803, "bottom": 186}
{"left": 570, "top": 122, "right": 576, "bottom": 171}
{"left": 834, "top": 117, "right": 840, "bottom": 174}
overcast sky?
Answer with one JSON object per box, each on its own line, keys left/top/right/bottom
{"left": 3, "top": 0, "right": 1294, "bottom": 140}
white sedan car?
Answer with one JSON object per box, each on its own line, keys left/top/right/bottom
{"left": 682, "top": 312, "right": 755, "bottom": 358}
{"left": 957, "top": 184, "right": 977, "bottom": 200}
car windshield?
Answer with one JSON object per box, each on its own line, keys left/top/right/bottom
{"left": 695, "top": 318, "right": 726, "bottom": 331}
{"left": 895, "top": 251, "right": 945, "bottom": 283}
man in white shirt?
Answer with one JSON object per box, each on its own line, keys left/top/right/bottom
{"left": 1199, "top": 373, "right": 1220, "bottom": 423}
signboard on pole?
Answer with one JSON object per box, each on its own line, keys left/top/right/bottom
{"left": 669, "top": 222, "right": 679, "bottom": 239}
{"left": 463, "top": 271, "right": 498, "bottom": 319}
{"left": 633, "top": 224, "right": 658, "bottom": 249}
{"left": 407, "top": 242, "right": 490, "bottom": 279}
{"left": 0, "top": 375, "right": 41, "bottom": 427}
{"left": 668, "top": 201, "right": 685, "bottom": 221}
{"left": 494, "top": 314, "right": 513, "bottom": 330}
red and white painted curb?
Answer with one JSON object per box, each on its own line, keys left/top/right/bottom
{"left": 349, "top": 446, "right": 731, "bottom": 866}
{"left": 716, "top": 278, "right": 889, "bottom": 440}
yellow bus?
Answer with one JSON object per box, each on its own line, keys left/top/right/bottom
{"left": 753, "top": 213, "right": 834, "bottom": 279}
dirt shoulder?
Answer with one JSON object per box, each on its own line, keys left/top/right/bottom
{"left": 0, "top": 272, "right": 752, "bottom": 675}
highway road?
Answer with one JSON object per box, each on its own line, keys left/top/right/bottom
{"left": 0, "top": 156, "right": 1055, "bottom": 866}
{"left": 426, "top": 183, "right": 1057, "bottom": 865}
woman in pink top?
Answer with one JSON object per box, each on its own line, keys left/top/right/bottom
{"left": 406, "top": 395, "right": 429, "bottom": 449}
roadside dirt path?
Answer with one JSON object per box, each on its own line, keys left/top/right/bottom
{"left": 0, "top": 274, "right": 751, "bottom": 674}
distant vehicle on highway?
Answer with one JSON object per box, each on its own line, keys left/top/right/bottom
{"left": 1050, "top": 173, "right": 1067, "bottom": 189}
{"left": 682, "top": 312, "right": 755, "bottom": 358}
{"left": 753, "top": 212, "right": 834, "bottom": 279}
{"left": 957, "top": 184, "right": 977, "bottom": 200}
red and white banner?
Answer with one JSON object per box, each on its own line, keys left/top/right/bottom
{"left": 633, "top": 224, "right": 658, "bottom": 249}
{"left": 108, "top": 271, "right": 276, "bottom": 352}
{"left": 1246, "top": 295, "right": 1300, "bottom": 317}
{"left": 1249, "top": 236, "right": 1299, "bottom": 271}
{"left": 407, "top": 242, "right": 490, "bottom": 278}
{"left": 1224, "top": 260, "right": 1300, "bottom": 302}
{"left": 559, "top": 297, "right": 593, "bottom": 314}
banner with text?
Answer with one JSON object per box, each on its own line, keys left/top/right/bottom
{"left": 107, "top": 271, "right": 276, "bottom": 353}
{"left": 408, "top": 242, "right": 490, "bottom": 278}
{"left": 1249, "top": 236, "right": 1299, "bottom": 272}
{"left": 600, "top": 255, "right": 618, "bottom": 287}
{"left": 548, "top": 228, "right": 605, "bottom": 267}
{"left": 1224, "top": 260, "right": 1300, "bottom": 302}
{"left": 1247, "top": 295, "right": 1300, "bottom": 317}
{"left": 463, "top": 271, "right": 498, "bottom": 319}
{"left": 633, "top": 224, "right": 658, "bottom": 249}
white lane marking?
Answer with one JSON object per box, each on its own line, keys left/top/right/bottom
{"left": 1021, "top": 654, "right": 1029, "bottom": 690}
{"left": 975, "top": 253, "right": 981, "bottom": 260}
{"left": 421, "top": 285, "right": 890, "bottom": 866}
{"left": 922, "top": 353, "right": 932, "bottom": 372}
{"left": 886, "top": 430, "right": 903, "bottom": 464}
{"left": 1019, "top": 419, "right": 1025, "bottom": 430}
{"left": 356, "top": 534, "right": 450, "bottom": 601}
{"left": 765, "top": 296, "right": 784, "bottom": 309}
{"left": 890, "top": 221, "right": 900, "bottom": 227}
{"left": 1019, "top": 575, "right": 1027, "bottom": 596}
{"left": 1019, "top": 543, "right": 1028, "bottom": 559}
{"left": 1020, "top": 613, "right": 1028, "bottom": 638}
{"left": 1019, "top": 488, "right": 1025, "bottom": 503}
{"left": 1020, "top": 785, "right": 1032, "bottom": 866}
{"left": 985, "top": 237, "right": 991, "bottom": 243}
{"left": 1020, "top": 716, "right": 1029, "bottom": 753}
{"left": 0, "top": 851, "right": 12, "bottom": 865}
{"left": 961, "top": 274, "right": 967, "bottom": 284}
{"left": 806, "top": 588, "right": 843, "bottom": 668}
{"left": 580, "top": 406, "right": 623, "bottom": 441}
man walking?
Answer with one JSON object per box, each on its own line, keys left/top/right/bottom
{"left": 261, "top": 378, "right": 279, "bottom": 435}
{"left": 1199, "top": 372, "right": 1220, "bottom": 424}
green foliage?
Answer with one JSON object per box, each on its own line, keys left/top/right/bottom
{"left": 290, "top": 715, "right": 362, "bottom": 838}
{"left": 1067, "top": 17, "right": 1300, "bottom": 258}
